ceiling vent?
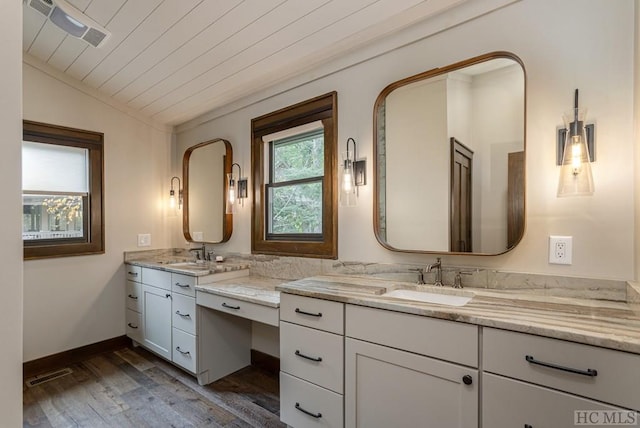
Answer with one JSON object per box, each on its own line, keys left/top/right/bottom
{"left": 26, "top": 0, "right": 111, "bottom": 48}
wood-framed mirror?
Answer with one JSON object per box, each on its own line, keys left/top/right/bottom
{"left": 182, "top": 138, "right": 233, "bottom": 243}
{"left": 374, "top": 52, "right": 526, "bottom": 255}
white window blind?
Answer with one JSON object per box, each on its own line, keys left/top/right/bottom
{"left": 22, "top": 141, "right": 89, "bottom": 194}
{"left": 261, "top": 120, "right": 324, "bottom": 143}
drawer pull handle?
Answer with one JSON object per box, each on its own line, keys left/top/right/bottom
{"left": 127, "top": 294, "right": 138, "bottom": 300}
{"left": 175, "top": 310, "right": 191, "bottom": 318}
{"left": 295, "top": 308, "right": 322, "bottom": 317}
{"left": 175, "top": 346, "right": 191, "bottom": 356}
{"left": 295, "top": 402, "right": 322, "bottom": 419}
{"left": 128, "top": 271, "right": 138, "bottom": 276}
{"left": 525, "top": 355, "right": 598, "bottom": 377}
{"left": 127, "top": 323, "right": 138, "bottom": 329}
{"left": 175, "top": 283, "right": 190, "bottom": 288}
{"left": 295, "top": 350, "right": 323, "bottom": 362}
{"left": 222, "top": 302, "right": 240, "bottom": 310}
{"left": 166, "top": 294, "right": 172, "bottom": 299}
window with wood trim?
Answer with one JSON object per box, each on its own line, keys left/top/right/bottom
{"left": 251, "top": 92, "right": 337, "bottom": 258}
{"left": 23, "top": 121, "right": 104, "bottom": 259}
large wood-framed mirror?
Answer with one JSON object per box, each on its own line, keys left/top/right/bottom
{"left": 374, "top": 52, "right": 526, "bottom": 255}
{"left": 183, "top": 138, "right": 233, "bottom": 243}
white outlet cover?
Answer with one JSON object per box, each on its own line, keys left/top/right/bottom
{"left": 549, "top": 235, "right": 572, "bottom": 265}
{"left": 137, "top": 233, "right": 151, "bottom": 247}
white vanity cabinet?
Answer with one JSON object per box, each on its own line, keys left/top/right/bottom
{"left": 125, "top": 263, "right": 253, "bottom": 385}
{"left": 279, "top": 294, "right": 345, "bottom": 428}
{"left": 137, "top": 267, "right": 198, "bottom": 370}
{"left": 483, "top": 328, "right": 640, "bottom": 427}
{"left": 344, "top": 305, "right": 478, "bottom": 428}
{"left": 125, "top": 265, "right": 143, "bottom": 342}
{"left": 139, "top": 267, "right": 174, "bottom": 360}
{"left": 170, "top": 273, "right": 197, "bottom": 373}
{"left": 124, "top": 265, "right": 201, "bottom": 371}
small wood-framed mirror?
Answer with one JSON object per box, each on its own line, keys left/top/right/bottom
{"left": 183, "top": 138, "right": 233, "bottom": 243}
{"left": 374, "top": 52, "right": 526, "bottom": 255}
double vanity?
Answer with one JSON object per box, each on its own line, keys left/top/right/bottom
{"left": 124, "top": 254, "right": 640, "bottom": 428}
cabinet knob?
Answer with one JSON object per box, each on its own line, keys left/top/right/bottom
{"left": 462, "top": 374, "right": 473, "bottom": 385}
{"left": 525, "top": 425, "right": 533, "bottom": 428}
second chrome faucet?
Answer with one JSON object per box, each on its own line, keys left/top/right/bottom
{"left": 426, "top": 257, "right": 443, "bottom": 287}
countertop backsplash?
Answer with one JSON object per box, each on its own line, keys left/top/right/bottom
{"left": 124, "top": 248, "right": 633, "bottom": 303}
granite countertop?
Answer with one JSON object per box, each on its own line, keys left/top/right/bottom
{"left": 126, "top": 258, "right": 250, "bottom": 277}
{"left": 196, "top": 276, "right": 284, "bottom": 308}
{"left": 277, "top": 275, "right": 640, "bottom": 354}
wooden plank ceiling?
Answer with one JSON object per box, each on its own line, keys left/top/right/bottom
{"left": 23, "top": 0, "right": 463, "bottom": 125}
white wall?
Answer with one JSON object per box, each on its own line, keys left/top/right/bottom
{"left": 386, "top": 77, "right": 449, "bottom": 250}
{"left": 636, "top": 0, "right": 640, "bottom": 282}
{"left": 0, "top": 2, "right": 24, "bottom": 425}
{"left": 176, "top": 0, "right": 635, "bottom": 281}
{"left": 472, "top": 65, "right": 525, "bottom": 253}
{"left": 22, "top": 60, "right": 174, "bottom": 362}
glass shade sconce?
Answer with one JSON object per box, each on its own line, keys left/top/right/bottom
{"left": 340, "top": 138, "right": 366, "bottom": 206}
{"left": 169, "top": 176, "right": 183, "bottom": 210}
{"left": 226, "top": 162, "right": 248, "bottom": 214}
{"left": 557, "top": 89, "right": 595, "bottom": 197}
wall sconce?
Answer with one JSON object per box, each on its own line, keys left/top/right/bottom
{"left": 340, "top": 138, "right": 366, "bottom": 206}
{"left": 557, "top": 89, "right": 595, "bottom": 197}
{"left": 169, "top": 176, "right": 183, "bottom": 210}
{"left": 226, "top": 162, "right": 248, "bottom": 214}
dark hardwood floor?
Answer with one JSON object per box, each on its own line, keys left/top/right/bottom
{"left": 23, "top": 346, "right": 285, "bottom": 428}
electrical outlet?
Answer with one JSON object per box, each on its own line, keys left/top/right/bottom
{"left": 549, "top": 235, "right": 572, "bottom": 265}
{"left": 137, "top": 233, "right": 151, "bottom": 247}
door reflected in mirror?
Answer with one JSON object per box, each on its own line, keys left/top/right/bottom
{"left": 183, "top": 138, "right": 232, "bottom": 243}
{"left": 375, "top": 52, "right": 525, "bottom": 254}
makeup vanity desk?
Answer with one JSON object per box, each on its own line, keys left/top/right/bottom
{"left": 124, "top": 257, "right": 282, "bottom": 385}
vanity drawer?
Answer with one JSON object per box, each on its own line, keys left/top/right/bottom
{"left": 141, "top": 268, "right": 171, "bottom": 290}
{"left": 126, "top": 309, "right": 142, "bottom": 342}
{"left": 126, "top": 264, "right": 141, "bottom": 282}
{"left": 200, "top": 293, "right": 279, "bottom": 327}
{"left": 172, "top": 293, "right": 196, "bottom": 335}
{"left": 172, "top": 328, "right": 196, "bottom": 373}
{"left": 483, "top": 328, "right": 640, "bottom": 410}
{"left": 126, "top": 280, "right": 142, "bottom": 312}
{"left": 281, "top": 321, "right": 344, "bottom": 394}
{"left": 483, "top": 373, "right": 636, "bottom": 428}
{"left": 280, "top": 293, "right": 344, "bottom": 334}
{"left": 280, "top": 371, "right": 343, "bottom": 428}
{"left": 346, "top": 304, "right": 478, "bottom": 367}
{"left": 172, "top": 273, "right": 196, "bottom": 297}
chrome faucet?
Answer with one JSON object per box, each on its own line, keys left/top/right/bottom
{"left": 426, "top": 257, "right": 443, "bottom": 286}
{"left": 410, "top": 268, "right": 426, "bottom": 285}
{"left": 189, "top": 243, "right": 207, "bottom": 261}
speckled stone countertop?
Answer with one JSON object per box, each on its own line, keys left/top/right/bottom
{"left": 126, "top": 258, "right": 250, "bottom": 277}
{"left": 196, "top": 276, "right": 283, "bottom": 308}
{"left": 277, "top": 275, "right": 640, "bottom": 354}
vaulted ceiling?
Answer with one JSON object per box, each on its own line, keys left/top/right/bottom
{"left": 23, "top": 0, "right": 464, "bottom": 125}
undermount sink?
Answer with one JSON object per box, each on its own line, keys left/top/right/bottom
{"left": 382, "top": 289, "right": 472, "bottom": 307}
